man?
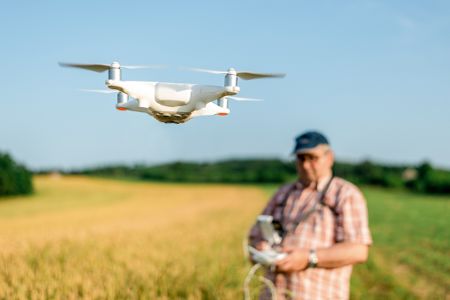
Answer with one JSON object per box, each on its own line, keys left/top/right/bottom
{"left": 248, "top": 131, "right": 372, "bottom": 300}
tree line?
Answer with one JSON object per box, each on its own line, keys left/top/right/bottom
{"left": 0, "top": 152, "right": 33, "bottom": 197}
{"left": 70, "top": 158, "right": 450, "bottom": 194}
{"left": 3, "top": 149, "right": 449, "bottom": 197}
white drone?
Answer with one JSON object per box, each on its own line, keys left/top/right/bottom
{"left": 59, "top": 61, "right": 285, "bottom": 124}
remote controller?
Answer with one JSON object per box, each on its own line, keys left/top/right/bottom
{"left": 248, "top": 246, "right": 287, "bottom": 266}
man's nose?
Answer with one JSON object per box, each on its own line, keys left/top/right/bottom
{"left": 298, "top": 159, "right": 313, "bottom": 169}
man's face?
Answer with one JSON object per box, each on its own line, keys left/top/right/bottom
{"left": 295, "top": 145, "right": 334, "bottom": 183}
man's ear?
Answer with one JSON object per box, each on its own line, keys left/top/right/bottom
{"left": 327, "top": 150, "right": 335, "bottom": 166}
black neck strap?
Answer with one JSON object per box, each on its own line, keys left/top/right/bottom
{"left": 319, "top": 176, "right": 334, "bottom": 205}
{"left": 276, "top": 176, "right": 334, "bottom": 238}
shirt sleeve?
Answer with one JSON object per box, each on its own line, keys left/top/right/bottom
{"left": 335, "top": 185, "right": 372, "bottom": 245}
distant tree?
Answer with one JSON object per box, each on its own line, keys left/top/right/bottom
{"left": 417, "top": 162, "right": 433, "bottom": 179}
{"left": 0, "top": 152, "right": 33, "bottom": 196}
{"left": 77, "top": 158, "right": 450, "bottom": 195}
{"left": 406, "top": 162, "right": 450, "bottom": 194}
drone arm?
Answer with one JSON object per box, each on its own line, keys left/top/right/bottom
{"left": 191, "top": 102, "right": 229, "bottom": 117}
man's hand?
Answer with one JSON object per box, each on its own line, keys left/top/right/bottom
{"left": 255, "top": 241, "right": 269, "bottom": 251}
{"left": 248, "top": 241, "right": 269, "bottom": 264}
{"left": 275, "top": 246, "right": 309, "bottom": 273}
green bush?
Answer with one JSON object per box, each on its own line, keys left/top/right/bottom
{"left": 0, "top": 152, "right": 33, "bottom": 196}
{"left": 406, "top": 162, "right": 450, "bottom": 194}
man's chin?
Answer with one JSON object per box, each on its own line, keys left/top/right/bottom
{"left": 299, "top": 176, "right": 317, "bottom": 185}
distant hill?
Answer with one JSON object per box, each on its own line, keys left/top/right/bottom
{"left": 0, "top": 152, "right": 33, "bottom": 197}
{"left": 54, "top": 158, "right": 450, "bottom": 195}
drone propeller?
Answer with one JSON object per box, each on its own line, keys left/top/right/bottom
{"left": 120, "top": 64, "right": 166, "bottom": 70}
{"left": 182, "top": 67, "right": 228, "bottom": 75}
{"left": 227, "top": 96, "right": 263, "bottom": 102}
{"left": 59, "top": 62, "right": 165, "bottom": 73}
{"left": 80, "top": 89, "right": 116, "bottom": 94}
{"left": 183, "top": 67, "right": 285, "bottom": 80}
{"left": 235, "top": 71, "right": 285, "bottom": 80}
{"left": 60, "top": 63, "right": 110, "bottom": 72}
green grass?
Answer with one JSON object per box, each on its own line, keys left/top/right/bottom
{"left": 350, "top": 187, "right": 450, "bottom": 299}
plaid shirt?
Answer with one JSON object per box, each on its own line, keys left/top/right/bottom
{"left": 248, "top": 176, "right": 372, "bottom": 300}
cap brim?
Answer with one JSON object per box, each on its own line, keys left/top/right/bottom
{"left": 292, "top": 144, "right": 329, "bottom": 155}
{"left": 292, "top": 148, "right": 319, "bottom": 156}
{"left": 295, "top": 148, "right": 317, "bottom": 154}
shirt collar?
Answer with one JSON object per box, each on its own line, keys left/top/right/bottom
{"left": 317, "top": 174, "right": 333, "bottom": 191}
{"left": 295, "top": 174, "right": 333, "bottom": 192}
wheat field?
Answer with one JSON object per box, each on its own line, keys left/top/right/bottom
{"left": 0, "top": 176, "right": 266, "bottom": 299}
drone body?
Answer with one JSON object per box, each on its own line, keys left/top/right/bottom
{"left": 60, "top": 62, "right": 285, "bottom": 124}
{"left": 108, "top": 80, "right": 237, "bottom": 123}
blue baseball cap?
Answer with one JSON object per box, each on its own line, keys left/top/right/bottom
{"left": 292, "top": 131, "right": 330, "bottom": 154}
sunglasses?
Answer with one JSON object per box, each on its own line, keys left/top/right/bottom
{"left": 296, "top": 150, "right": 329, "bottom": 163}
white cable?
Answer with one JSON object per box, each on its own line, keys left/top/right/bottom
{"left": 259, "top": 275, "right": 277, "bottom": 300}
{"left": 243, "top": 237, "right": 250, "bottom": 259}
{"left": 243, "top": 235, "right": 278, "bottom": 300}
{"left": 242, "top": 232, "right": 293, "bottom": 299}
{"left": 244, "top": 263, "right": 262, "bottom": 300}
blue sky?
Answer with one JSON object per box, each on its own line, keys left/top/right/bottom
{"left": 0, "top": 0, "right": 449, "bottom": 169}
